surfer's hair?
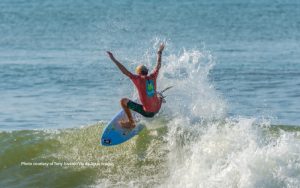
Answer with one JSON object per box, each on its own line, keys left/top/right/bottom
{"left": 136, "top": 65, "right": 148, "bottom": 75}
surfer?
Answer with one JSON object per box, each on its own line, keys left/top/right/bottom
{"left": 106, "top": 43, "right": 165, "bottom": 129}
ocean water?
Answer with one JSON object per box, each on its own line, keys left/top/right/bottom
{"left": 1, "top": 0, "right": 300, "bottom": 187}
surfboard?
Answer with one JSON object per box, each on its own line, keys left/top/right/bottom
{"left": 101, "top": 110, "right": 145, "bottom": 146}
{"left": 101, "top": 86, "right": 173, "bottom": 146}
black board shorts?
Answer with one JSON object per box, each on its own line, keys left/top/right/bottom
{"left": 127, "top": 100, "right": 156, "bottom": 118}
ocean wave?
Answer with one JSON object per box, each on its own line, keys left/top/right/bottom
{"left": 2, "top": 47, "right": 300, "bottom": 187}
{"left": 0, "top": 121, "right": 300, "bottom": 187}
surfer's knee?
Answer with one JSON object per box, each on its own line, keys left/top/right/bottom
{"left": 120, "top": 98, "right": 129, "bottom": 107}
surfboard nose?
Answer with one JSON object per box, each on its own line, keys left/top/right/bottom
{"left": 101, "top": 138, "right": 111, "bottom": 146}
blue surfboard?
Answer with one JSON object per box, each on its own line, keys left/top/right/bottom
{"left": 101, "top": 110, "right": 145, "bottom": 146}
{"left": 101, "top": 86, "right": 173, "bottom": 146}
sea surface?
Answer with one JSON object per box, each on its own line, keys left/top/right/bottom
{"left": 1, "top": 0, "right": 300, "bottom": 187}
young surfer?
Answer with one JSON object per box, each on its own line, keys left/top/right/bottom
{"left": 106, "top": 43, "right": 165, "bottom": 129}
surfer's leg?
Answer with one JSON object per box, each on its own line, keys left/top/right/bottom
{"left": 127, "top": 100, "right": 156, "bottom": 118}
{"left": 120, "top": 98, "right": 135, "bottom": 129}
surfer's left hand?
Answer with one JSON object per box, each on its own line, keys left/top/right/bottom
{"left": 106, "top": 51, "right": 114, "bottom": 59}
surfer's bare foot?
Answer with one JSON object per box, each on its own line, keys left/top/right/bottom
{"left": 119, "top": 120, "right": 135, "bottom": 129}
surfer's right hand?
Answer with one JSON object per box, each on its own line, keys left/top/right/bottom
{"left": 158, "top": 43, "right": 165, "bottom": 53}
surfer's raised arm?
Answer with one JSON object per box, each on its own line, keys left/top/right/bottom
{"left": 106, "top": 51, "right": 133, "bottom": 78}
{"left": 155, "top": 43, "right": 165, "bottom": 71}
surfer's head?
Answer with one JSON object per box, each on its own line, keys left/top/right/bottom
{"left": 135, "top": 65, "right": 148, "bottom": 76}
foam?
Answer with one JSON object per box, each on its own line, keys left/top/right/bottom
{"left": 163, "top": 117, "right": 300, "bottom": 188}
